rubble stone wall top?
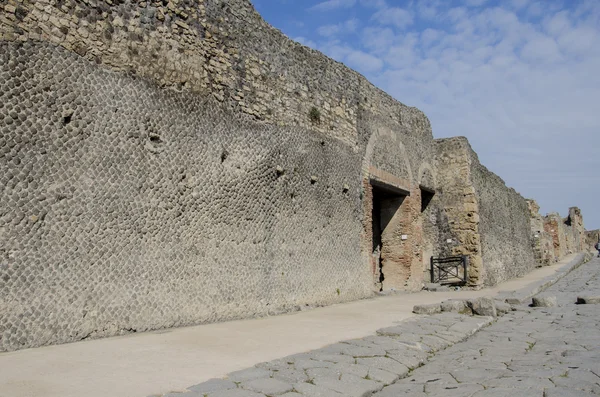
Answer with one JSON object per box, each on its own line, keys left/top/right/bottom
{"left": 0, "top": 0, "right": 431, "bottom": 146}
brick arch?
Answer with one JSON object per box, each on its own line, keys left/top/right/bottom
{"left": 362, "top": 125, "right": 413, "bottom": 183}
{"left": 418, "top": 163, "right": 436, "bottom": 190}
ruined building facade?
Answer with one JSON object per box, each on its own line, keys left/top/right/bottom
{"left": 0, "top": 0, "right": 588, "bottom": 351}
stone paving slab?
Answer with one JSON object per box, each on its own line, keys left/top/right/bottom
{"left": 371, "top": 256, "right": 600, "bottom": 397}
{"left": 154, "top": 313, "right": 494, "bottom": 397}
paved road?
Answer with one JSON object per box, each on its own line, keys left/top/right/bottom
{"left": 375, "top": 256, "right": 600, "bottom": 397}
{"left": 161, "top": 256, "right": 599, "bottom": 397}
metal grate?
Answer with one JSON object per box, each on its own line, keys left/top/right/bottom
{"left": 430, "top": 255, "right": 469, "bottom": 285}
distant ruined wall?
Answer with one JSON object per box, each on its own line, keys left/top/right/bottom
{"left": 527, "top": 200, "right": 554, "bottom": 266}
{"left": 587, "top": 230, "right": 600, "bottom": 250}
{"left": 541, "top": 208, "right": 586, "bottom": 261}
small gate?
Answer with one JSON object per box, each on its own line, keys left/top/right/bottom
{"left": 430, "top": 255, "right": 469, "bottom": 285}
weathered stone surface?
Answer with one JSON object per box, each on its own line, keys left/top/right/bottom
{"left": 292, "top": 382, "right": 343, "bottom": 397}
{"left": 311, "top": 373, "right": 383, "bottom": 397}
{"left": 440, "top": 299, "right": 469, "bottom": 313}
{"left": 227, "top": 368, "right": 272, "bottom": 383}
{"left": 271, "top": 369, "right": 309, "bottom": 384}
{"left": 576, "top": 295, "right": 600, "bottom": 304}
{"left": 412, "top": 303, "right": 442, "bottom": 315}
{"left": 208, "top": 390, "right": 266, "bottom": 397}
{"left": 356, "top": 357, "right": 409, "bottom": 377}
{"left": 543, "top": 388, "right": 597, "bottom": 397}
{"left": 531, "top": 295, "right": 557, "bottom": 307}
{"left": 424, "top": 382, "right": 484, "bottom": 395}
{"left": 468, "top": 297, "right": 497, "bottom": 317}
{"left": 240, "top": 378, "right": 293, "bottom": 395}
{"left": 494, "top": 300, "right": 512, "bottom": 315}
{"left": 189, "top": 378, "right": 237, "bottom": 394}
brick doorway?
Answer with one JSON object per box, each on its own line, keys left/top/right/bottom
{"left": 371, "top": 182, "right": 408, "bottom": 292}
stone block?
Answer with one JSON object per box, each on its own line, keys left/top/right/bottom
{"left": 412, "top": 303, "right": 442, "bottom": 315}
{"left": 189, "top": 378, "right": 236, "bottom": 394}
{"left": 468, "top": 297, "right": 497, "bottom": 317}
{"left": 576, "top": 296, "right": 600, "bottom": 304}
{"left": 494, "top": 300, "right": 512, "bottom": 315}
{"left": 531, "top": 295, "right": 557, "bottom": 307}
{"left": 240, "top": 378, "right": 293, "bottom": 395}
{"left": 209, "top": 389, "right": 267, "bottom": 397}
{"left": 227, "top": 367, "right": 272, "bottom": 383}
{"left": 440, "top": 299, "right": 469, "bottom": 313}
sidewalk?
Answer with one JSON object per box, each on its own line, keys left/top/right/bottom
{"left": 0, "top": 253, "right": 586, "bottom": 397}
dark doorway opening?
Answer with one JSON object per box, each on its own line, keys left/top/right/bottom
{"left": 420, "top": 186, "right": 435, "bottom": 212}
{"left": 371, "top": 183, "right": 407, "bottom": 291}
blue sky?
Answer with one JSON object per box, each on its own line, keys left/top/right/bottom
{"left": 252, "top": 0, "right": 600, "bottom": 230}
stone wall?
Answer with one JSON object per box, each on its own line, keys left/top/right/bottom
{"left": 469, "top": 146, "right": 536, "bottom": 286}
{"left": 527, "top": 200, "right": 554, "bottom": 266}
{"left": 434, "top": 138, "right": 536, "bottom": 287}
{"left": 0, "top": 0, "right": 430, "bottom": 146}
{"left": 587, "top": 230, "right": 600, "bottom": 250}
{"left": 542, "top": 208, "right": 586, "bottom": 261}
{"left": 0, "top": 0, "right": 589, "bottom": 352}
{"left": 431, "top": 138, "right": 483, "bottom": 286}
{"left": 0, "top": 0, "right": 440, "bottom": 351}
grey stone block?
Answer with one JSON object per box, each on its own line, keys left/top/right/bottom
{"left": 293, "top": 382, "right": 344, "bottom": 397}
{"left": 311, "top": 373, "right": 383, "bottom": 397}
{"left": 494, "top": 300, "right": 512, "bottom": 315}
{"left": 472, "top": 388, "right": 543, "bottom": 396}
{"left": 468, "top": 297, "right": 497, "bottom": 317}
{"left": 365, "top": 367, "right": 399, "bottom": 385}
{"left": 271, "top": 368, "right": 309, "bottom": 384}
{"left": 424, "top": 382, "right": 484, "bottom": 395}
{"left": 373, "top": 383, "right": 427, "bottom": 396}
{"left": 576, "top": 295, "right": 600, "bottom": 304}
{"left": 440, "top": 299, "right": 469, "bottom": 313}
{"left": 543, "top": 387, "right": 596, "bottom": 397}
{"left": 412, "top": 303, "right": 442, "bottom": 315}
{"left": 189, "top": 378, "right": 237, "bottom": 394}
{"left": 240, "top": 378, "right": 293, "bottom": 395}
{"left": 208, "top": 389, "right": 267, "bottom": 397}
{"left": 356, "top": 356, "right": 409, "bottom": 377}
{"left": 532, "top": 295, "right": 557, "bottom": 307}
{"left": 227, "top": 367, "right": 272, "bottom": 382}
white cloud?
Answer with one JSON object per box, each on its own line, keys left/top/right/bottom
{"left": 465, "top": 0, "right": 487, "bottom": 7}
{"left": 317, "top": 18, "right": 359, "bottom": 37}
{"left": 372, "top": 7, "right": 413, "bottom": 29}
{"left": 420, "top": 28, "right": 441, "bottom": 47}
{"left": 308, "top": 0, "right": 356, "bottom": 12}
{"left": 416, "top": 0, "right": 441, "bottom": 19}
{"left": 359, "top": 0, "right": 386, "bottom": 9}
{"left": 361, "top": 27, "right": 397, "bottom": 53}
{"left": 521, "top": 34, "right": 562, "bottom": 63}
{"left": 345, "top": 50, "right": 384, "bottom": 73}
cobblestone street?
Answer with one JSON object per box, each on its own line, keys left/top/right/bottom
{"left": 376, "top": 256, "right": 600, "bottom": 397}
{"left": 163, "top": 255, "right": 600, "bottom": 397}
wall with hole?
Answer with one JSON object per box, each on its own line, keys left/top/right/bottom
{"left": 0, "top": 41, "right": 378, "bottom": 351}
